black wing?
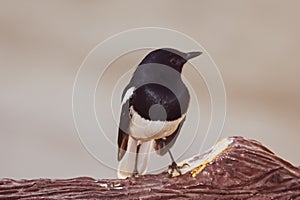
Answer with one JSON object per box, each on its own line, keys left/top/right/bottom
{"left": 117, "top": 84, "right": 133, "bottom": 161}
{"left": 153, "top": 117, "right": 186, "bottom": 156}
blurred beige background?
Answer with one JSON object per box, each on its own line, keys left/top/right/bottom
{"left": 0, "top": 0, "right": 299, "bottom": 179}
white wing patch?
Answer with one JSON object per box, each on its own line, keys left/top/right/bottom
{"left": 121, "top": 87, "right": 135, "bottom": 105}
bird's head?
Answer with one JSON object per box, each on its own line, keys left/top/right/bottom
{"left": 139, "top": 48, "right": 202, "bottom": 73}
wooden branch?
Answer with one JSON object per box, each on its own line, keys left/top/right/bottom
{"left": 1, "top": 137, "right": 300, "bottom": 199}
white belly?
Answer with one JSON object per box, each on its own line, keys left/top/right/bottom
{"left": 129, "top": 106, "right": 185, "bottom": 141}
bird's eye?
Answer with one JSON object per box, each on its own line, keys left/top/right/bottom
{"left": 170, "top": 57, "right": 178, "bottom": 65}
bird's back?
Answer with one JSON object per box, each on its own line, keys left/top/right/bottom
{"left": 130, "top": 83, "right": 189, "bottom": 121}
{"left": 128, "top": 63, "right": 189, "bottom": 120}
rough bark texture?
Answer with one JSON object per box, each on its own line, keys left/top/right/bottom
{"left": 1, "top": 137, "right": 300, "bottom": 199}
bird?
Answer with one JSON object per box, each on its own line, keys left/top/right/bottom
{"left": 117, "top": 48, "right": 202, "bottom": 178}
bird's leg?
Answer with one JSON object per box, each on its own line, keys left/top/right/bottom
{"left": 167, "top": 149, "right": 190, "bottom": 177}
{"left": 167, "top": 149, "right": 182, "bottom": 176}
{"left": 132, "top": 143, "right": 141, "bottom": 177}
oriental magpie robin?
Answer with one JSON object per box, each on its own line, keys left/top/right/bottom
{"left": 117, "top": 48, "right": 201, "bottom": 178}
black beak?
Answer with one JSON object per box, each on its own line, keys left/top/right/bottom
{"left": 185, "top": 51, "right": 202, "bottom": 60}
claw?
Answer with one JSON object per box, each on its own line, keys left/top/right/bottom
{"left": 132, "top": 169, "right": 139, "bottom": 177}
{"left": 181, "top": 163, "right": 190, "bottom": 168}
{"left": 168, "top": 161, "right": 182, "bottom": 177}
{"left": 168, "top": 162, "right": 191, "bottom": 177}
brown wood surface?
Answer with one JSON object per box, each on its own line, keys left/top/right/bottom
{"left": 1, "top": 137, "right": 300, "bottom": 199}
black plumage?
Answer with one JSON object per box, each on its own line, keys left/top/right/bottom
{"left": 117, "top": 48, "right": 201, "bottom": 178}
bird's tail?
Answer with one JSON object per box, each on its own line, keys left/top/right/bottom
{"left": 117, "top": 137, "right": 152, "bottom": 179}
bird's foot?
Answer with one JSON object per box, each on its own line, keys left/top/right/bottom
{"left": 132, "top": 169, "right": 139, "bottom": 178}
{"left": 168, "top": 161, "right": 190, "bottom": 177}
